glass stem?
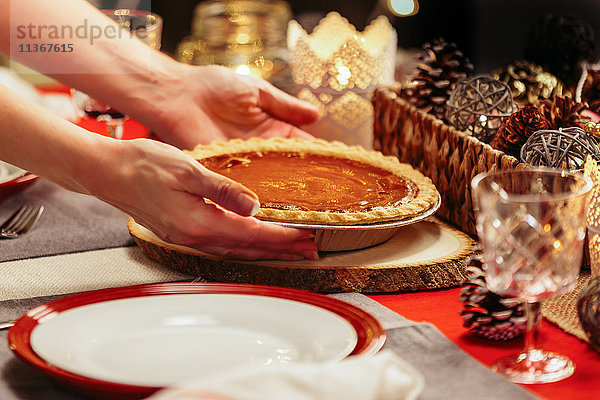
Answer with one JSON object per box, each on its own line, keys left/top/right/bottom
{"left": 523, "top": 301, "right": 542, "bottom": 355}
{"left": 107, "top": 120, "right": 124, "bottom": 140}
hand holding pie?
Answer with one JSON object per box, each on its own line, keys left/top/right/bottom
{"left": 82, "top": 139, "right": 318, "bottom": 261}
{"left": 132, "top": 65, "right": 320, "bottom": 150}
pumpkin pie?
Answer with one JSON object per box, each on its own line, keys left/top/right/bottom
{"left": 186, "top": 138, "right": 439, "bottom": 225}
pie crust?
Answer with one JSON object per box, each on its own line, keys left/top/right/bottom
{"left": 186, "top": 138, "right": 439, "bottom": 225}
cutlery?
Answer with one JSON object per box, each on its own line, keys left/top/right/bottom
{"left": 0, "top": 204, "right": 44, "bottom": 239}
{"left": 0, "top": 320, "right": 15, "bottom": 330}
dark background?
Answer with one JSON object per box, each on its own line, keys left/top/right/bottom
{"left": 102, "top": 0, "right": 600, "bottom": 75}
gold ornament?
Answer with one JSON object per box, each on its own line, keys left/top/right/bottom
{"left": 491, "top": 60, "right": 564, "bottom": 108}
{"left": 585, "top": 121, "right": 600, "bottom": 138}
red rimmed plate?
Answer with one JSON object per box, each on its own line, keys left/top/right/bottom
{"left": 0, "top": 161, "right": 39, "bottom": 203}
{"left": 8, "top": 282, "right": 386, "bottom": 400}
{"left": 0, "top": 173, "right": 38, "bottom": 201}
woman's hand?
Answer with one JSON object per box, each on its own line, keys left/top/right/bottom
{"left": 0, "top": 82, "right": 317, "bottom": 261}
{"left": 89, "top": 138, "right": 319, "bottom": 260}
{"left": 131, "top": 64, "right": 320, "bottom": 150}
{"left": 2, "top": 0, "right": 318, "bottom": 150}
{"left": 0, "top": 1, "right": 320, "bottom": 260}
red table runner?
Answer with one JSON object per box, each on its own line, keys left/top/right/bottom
{"left": 370, "top": 289, "right": 600, "bottom": 399}
{"left": 38, "top": 83, "right": 150, "bottom": 141}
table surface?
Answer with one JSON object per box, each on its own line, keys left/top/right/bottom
{"left": 371, "top": 290, "right": 600, "bottom": 399}
{"left": 4, "top": 84, "right": 597, "bottom": 399}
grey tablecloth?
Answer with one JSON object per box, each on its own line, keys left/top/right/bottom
{"left": 0, "top": 293, "right": 539, "bottom": 400}
{"left": 0, "top": 179, "right": 133, "bottom": 263}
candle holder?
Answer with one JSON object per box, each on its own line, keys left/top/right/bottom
{"left": 584, "top": 156, "right": 600, "bottom": 276}
{"left": 175, "top": 0, "right": 291, "bottom": 80}
{"left": 287, "top": 12, "right": 397, "bottom": 149}
{"left": 578, "top": 156, "right": 600, "bottom": 352}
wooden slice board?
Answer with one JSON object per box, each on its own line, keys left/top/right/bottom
{"left": 128, "top": 218, "right": 476, "bottom": 293}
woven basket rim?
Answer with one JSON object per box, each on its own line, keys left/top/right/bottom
{"left": 375, "top": 84, "right": 522, "bottom": 165}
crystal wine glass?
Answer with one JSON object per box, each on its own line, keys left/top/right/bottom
{"left": 71, "top": 9, "right": 162, "bottom": 139}
{"left": 471, "top": 168, "right": 592, "bottom": 384}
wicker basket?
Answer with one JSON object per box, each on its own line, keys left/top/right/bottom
{"left": 372, "top": 83, "right": 523, "bottom": 236}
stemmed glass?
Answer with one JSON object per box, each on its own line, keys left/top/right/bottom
{"left": 71, "top": 9, "right": 162, "bottom": 139}
{"left": 471, "top": 168, "right": 592, "bottom": 384}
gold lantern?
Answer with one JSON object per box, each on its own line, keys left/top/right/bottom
{"left": 287, "top": 12, "right": 397, "bottom": 149}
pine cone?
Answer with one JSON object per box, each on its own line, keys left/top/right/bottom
{"left": 490, "top": 105, "right": 550, "bottom": 158}
{"left": 460, "top": 254, "right": 526, "bottom": 341}
{"left": 401, "top": 38, "right": 474, "bottom": 121}
{"left": 491, "top": 60, "right": 564, "bottom": 107}
{"left": 536, "top": 95, "right": 589, "bottom": 130}
{"left": 580, "top": 67, "right": 600, "bottom": 114}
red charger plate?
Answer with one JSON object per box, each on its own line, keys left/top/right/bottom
{"left": 8, "top": 282, "right": 386, "bottom": 400}
{"left": 0, "top": 173, "right": 39, "bottom": 203}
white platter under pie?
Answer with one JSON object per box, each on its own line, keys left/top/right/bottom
{"left": 128, "top": 219, "right": 476, "bottom": 292}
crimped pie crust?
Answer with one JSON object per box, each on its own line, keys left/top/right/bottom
{"left": 186, "top": 138, "right": 440, "bottom": 225}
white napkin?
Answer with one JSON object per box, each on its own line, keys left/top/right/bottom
{"left": 147, "top": 350, "right": 424, "bottom": 400}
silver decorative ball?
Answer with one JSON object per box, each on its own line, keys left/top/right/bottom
{"left": 446, "top": 75, "right": 518, "bottom": 143}
{"left": 520, "top": 127, "right": 600, "bottom": 170}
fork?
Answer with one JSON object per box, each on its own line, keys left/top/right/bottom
{"left": 0, "top": 320, "right": 15, "bottom": 330}
{"left": 0, "top": 204, "right": 44, "bottom": 239}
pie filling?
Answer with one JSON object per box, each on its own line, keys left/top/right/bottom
{"left": 199, "top": 151, "right": 419, "bottom": 213}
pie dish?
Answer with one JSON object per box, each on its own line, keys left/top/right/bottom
{"left": 187, "top": 138, "right": 439, "bottom": 226}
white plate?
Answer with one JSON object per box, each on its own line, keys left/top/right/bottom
{"left": 29, "top": 293, "right": 358, "bottom": 387}
{"left": 0, "top": 161, "right": 26, "bottom": 184}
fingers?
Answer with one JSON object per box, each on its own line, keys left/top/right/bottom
{"left": 150, "top": 207, "right": 319, "bottom": 261}
{"left": 134, "top": 202, "right": 319, "bottom": 261}
{"left": 187, "top": 206, "right": 318, "bottom": 259}
{"left": 257, "top": 81, "right": 320, "bottom": 126}
{"left": 202, "top": 207, "right": 315, "bottom": 245}
{"left": 287, "top": 128, "right": 314, "bottom": 140}
{"left": 200, "top": 231, "right": 319, "bottom": 261}
{"left": 144, "top": 220, "right": 318, "bottom": 262}
{"left": 121, "top": 167, "right": 319, "bottom": 261}
{"left": 256, "top": 122, "right": 314, "bottom": 140}
{"left": 151, "top": 188, "right": 317, "bottom": 248}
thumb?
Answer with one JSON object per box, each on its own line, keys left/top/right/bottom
{"left": 191, "top": 166, "right": 261, "bottom": 217}
{"left": 257, "top": 81, "right": 320, "bottom": 126}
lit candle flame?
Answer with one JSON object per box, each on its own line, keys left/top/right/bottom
{"left": 336, "top": 60, "right": 351, "bottom": 86}
{"left": 388, "top": 0, "right": 419, "bottom": 17}
{"left": 234, "top": 65, "right": 251, "bottom": 75}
